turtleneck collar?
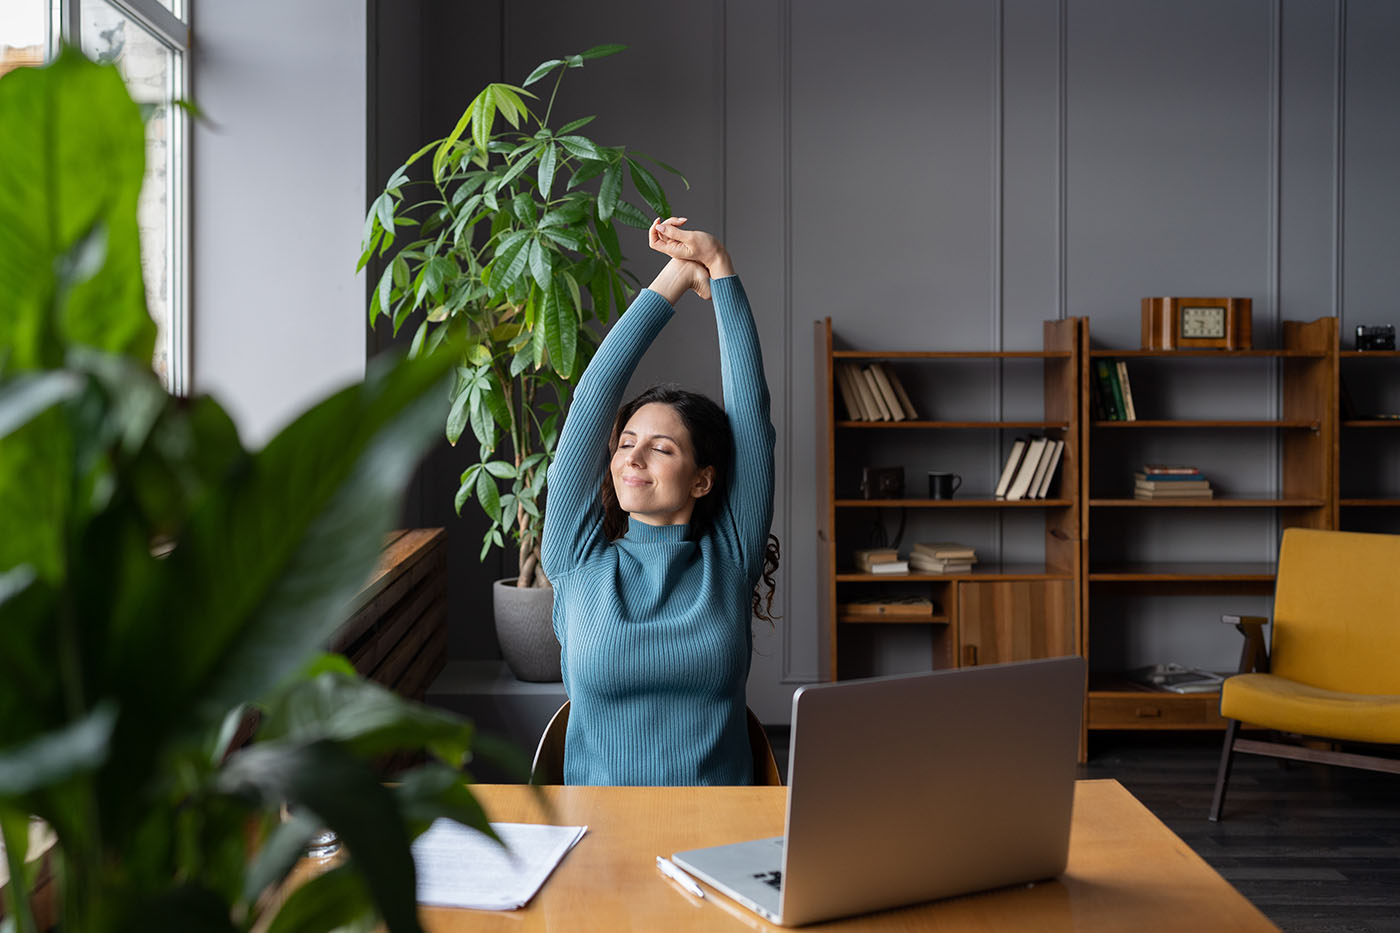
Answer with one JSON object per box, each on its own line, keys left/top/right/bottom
{"left": 623, "top": 516, "right": 692, "bottom": 543}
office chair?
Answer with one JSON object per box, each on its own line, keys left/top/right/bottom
{"left": 529, "top": 700, "right": 784, "bottom": 786}
{"left": 1209, "top": 528, "right": 1400, "bottom": 821}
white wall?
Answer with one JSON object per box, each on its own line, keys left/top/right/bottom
{"left": 191, "top": 1, "right": 367, "bottom": 445}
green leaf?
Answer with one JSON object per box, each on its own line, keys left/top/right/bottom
{"left": 445, "top": 381, "right": 470, "bottom": 446}
{"left": 537, "top": 143, "right": 558, "bottom": 202}
{"left": 555, "top": 115, "right": 597, "bottom": 135}
{"left": 542, "top": 277, "right": 578, "bottom": 379}
{"left": 471, "top": 87, "right": 497, "bottom": 162}
{"left": 556, "top": 135, "right": 604, "bottom": 162}
{"left": 522, "top": 58, "right": 565, "bottom": 87}
{"left": 528, "top": 239, "right": 554, "bottom": 292}
{"left": 266, "top": 864, "right": 372, "bottom": 933}
{"left": 218, "top": 741, "right": 420, "bottom": 933}
{"left": 476, "top": 469, "right": 501, "bottom": 522}
{"left": 0, "top": 701, "right": 115, "bottom": 795}
{"left": 484, "top": 460, "right": 517, "bottom": 479}
{"left": 594, "top": 213, "right": 622, "bottom": 264}
{"left": 611, "top": 198, "right": 652, "bottom": 229}
{"left": 598, "top": 161, "right": 623, "bottom": 221}
{"left": 498, "top": 144, "right": 539, "bottom": 192}
{"left": 408, "top": 320, "right": 428, "bottom": 360}
{"left": 626, "top": 156, "right": 669, "bottom": 218}
{"left": 579, "top": 43, "right": 627, "bottom": 60}
{"left": 0, "top": 47, "right": 155, "bottom": 370}
{"left": 636, "top": 151, "right": 690, "bottom": 187}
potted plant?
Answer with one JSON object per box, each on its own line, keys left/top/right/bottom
{"left": 359, "top": 46, "right": 685, "bottom": 681}
{"left": 0, "top": 49, "right": 501, "bottom": 932}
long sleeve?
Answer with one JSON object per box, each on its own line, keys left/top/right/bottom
{"left": 709, "top": 275, "right": 776, "bottom": 579}
{"left": 540, "top": 288, "right": 675, "bottom": 580}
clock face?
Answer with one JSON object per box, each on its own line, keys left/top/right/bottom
{"left": 1180, "top": 306, "right": 1227, "bottom": 339}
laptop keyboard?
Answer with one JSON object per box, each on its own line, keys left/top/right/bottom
{"left": 752, "top": 870, "right": 782, "bottom": 890}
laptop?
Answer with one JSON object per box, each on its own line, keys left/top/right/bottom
{"left": 672, "top": 656, "right": 1085, "bottom": 927}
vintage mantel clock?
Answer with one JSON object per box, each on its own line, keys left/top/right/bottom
{"left": 1141, "top": 297, "right": 1252, "bottom": 350}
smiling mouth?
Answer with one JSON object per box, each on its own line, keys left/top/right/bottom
{"left": 622, "top": 476, "right": 651, "bottom": 487}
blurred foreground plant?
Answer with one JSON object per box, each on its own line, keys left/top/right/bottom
{"left": 0, "top": 48, "right": 505, "bottom": 933}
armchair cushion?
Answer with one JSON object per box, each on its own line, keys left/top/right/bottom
{"left": 1220, "top": 672, "right": 1400, "bottom": 745}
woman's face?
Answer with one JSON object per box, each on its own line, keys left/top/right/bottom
{"left": 610, "top": 402, "right": 714, "bottom": 526}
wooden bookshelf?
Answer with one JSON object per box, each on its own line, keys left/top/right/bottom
{"left": 1080, "top": 317, "right": 1335, "bottom": 740}
{"left": 816, "top": 318, "right": 1083, "bottom": 683}
{"left": 1338, "top": 343, "right": 1400, "bottom": 534}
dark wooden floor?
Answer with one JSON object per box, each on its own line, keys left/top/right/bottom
{"left": 766, "top": 728, "right": 1400, "bottom": 932}
{"left": 1081, "top": 732, "right": 1400, "bottom": 933}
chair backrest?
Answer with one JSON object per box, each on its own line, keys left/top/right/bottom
{"left": 529, "top": 700, "right": 784, "bottom": 786}
{"left": 1272, "top": 528, "right": 1400, "bottom": 693}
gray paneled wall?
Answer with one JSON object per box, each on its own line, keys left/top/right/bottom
{"left": 383, "top": 0, "right": 1400, "bottom": 720}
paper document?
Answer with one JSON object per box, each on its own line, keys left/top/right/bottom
{"left": 411, "top": 819, "right": 587, "bottom": 910}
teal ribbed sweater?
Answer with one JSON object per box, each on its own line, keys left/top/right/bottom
{"left": 540, "top": 275, "right": 774, "bottom": 785}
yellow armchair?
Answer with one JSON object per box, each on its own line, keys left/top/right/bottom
{"left": 1209, "top": 528, "right": 1400, "bottom": 821}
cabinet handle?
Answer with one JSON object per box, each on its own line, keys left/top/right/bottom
{"left": 962, "top": 646, "right": 978, "bottom": 667}
{"left": 1134, "top": 707, "right": 1163, "bottom": 718}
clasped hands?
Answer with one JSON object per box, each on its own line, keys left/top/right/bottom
{"left": 647, "top": 217, "right": 734, "bottom": 302}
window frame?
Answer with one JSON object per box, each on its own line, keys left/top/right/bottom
{"left": 54, "top": 0, "right": 191, "bottom": 395}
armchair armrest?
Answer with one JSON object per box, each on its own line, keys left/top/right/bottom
{"left": 1221, "top": 614, "right": 1270, "bottom": 674}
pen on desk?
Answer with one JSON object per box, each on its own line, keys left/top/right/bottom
{"left": 656, "top": 856, "right": 705, "bottom": 899}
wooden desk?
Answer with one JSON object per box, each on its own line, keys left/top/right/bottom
{"left": 419, "top": 780, "right": 1276, "bottom": 931}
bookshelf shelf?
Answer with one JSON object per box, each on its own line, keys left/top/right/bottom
{"left": 836, "top": 565, "right": 1074, "bottom": 583}
{"left": 837, "top": 614, "right": 950, "bottom": 625}
{"left": 1088, "top": 562, "right": 1276, "bottom": 582}
{"left": 1089, "top": 348, "right": 1327, "bottom": 359}
{"left": 1089, "top": 497, "right": 1326, "bottom": 508}
{"left": 1092, "top": 419, "right": 1320, "bottom": 429}
{"left": 835, "top": 498, "right": 1073, "bottom": 509}
{"left": 1340, "top": 498, "right": 1400, "bottom": 508}
{"left": 838, "top": 420, "right": 1071, "bottom": 430}
{"left": 834, "top": 350, "right": 1073, "bottom": 360}
{"left": 1341, "top": 419, "right": 1400, "bottom": 428}
{"left": 1340, "top": 349, "right": 1400, "bottom": 359}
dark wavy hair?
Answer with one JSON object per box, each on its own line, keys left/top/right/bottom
{"left": 600, "top": 384, "right": 781, "bottom": 623}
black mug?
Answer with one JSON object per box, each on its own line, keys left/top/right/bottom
{"left": 928, "top": 471, "right": 962, "bottom": 499}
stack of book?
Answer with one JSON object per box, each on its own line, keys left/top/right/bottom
{"left": 854, "top": 547, "right": 908, "bottom": 575}
{"left": 994, "top": 435, "right": 1066, "bottom": 500}
{"left": 909, "top": 542, "right": 977, "bottom": 574}
{"left": 1090, "top": 358, "right": 1137, "bottom": 421}
{"left": 834, "top": 362, "right": 920, "bottom": 421}
{"left": 1133, "top": 465, "right": 1213, "bottom": 500}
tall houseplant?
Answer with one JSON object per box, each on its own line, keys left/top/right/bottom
{"left": 360, "top": 45, "right": 685, "bottom": 590}
{"left": 0, "top": 49, "right": 501, "bottom": 932}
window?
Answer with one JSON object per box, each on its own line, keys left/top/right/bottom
{"left": 1, "top": 0, "right": 189, "bottom": 393}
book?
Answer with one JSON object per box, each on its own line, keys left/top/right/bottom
{"left": 867, "top": 364, "right": 906, "bottom": 422}
{"left": 909, "top": 556, "right": 974, "bottom": 573}
{"left": 994, "top": 438, "right": 1028, "bottom": 499}
{"left": 853, "top": 547, "right": 899, "bottom": 570}
{"left": 1135, "top": 479, "right": 1210, "bottom": 491}
{"left": 1095, "top": 360, "right": 1123, "bottom": 420}
{"left": 1105, "top": 359, "right": 1128, "bottom": 421}
{"left": 837, "top": 596, "right": 935, "bottom": 621}
{"left": 1034, "top": 439, "right": 1065, "bottom": 498}
{"left": 1005, "top": 436, "right": 1048, "bottom": 500}
{"left": 1088, "top": 372, "right": 1106, "bottom": 421}
{"left": 1131, "top": 664, "right": 1225, "bottom": 695}
{"left": 860, "top": 367, "right": 893, "bottom": 420}
{"left": 1134, "top": 487, "right": 1215, "bottom": 499}
{"left": 1141, "top": 464, "right": 1200, "bottom": 475}
{"left": 1133, "top": 471, "right": 1205, "bottom": 483}
{"left": 867, "top": 560, "right": 910, "bottom": 575}
{"left": 1116, "top": 360, "right": 1137, "bottom": 421}
{"left": 912, "top": 541, "right": 977, "bottom": 560}
{"left": 833, "top": 363, "right": 863, "bottom": 420}
{"left": 1028, "top": 437, "right": 1058, "bottom": 498}
{"left": 847, "top": 363, "right": 884, "bottom": 420}
{"left": 880, "top": 363, "right": 920, "bottom": 419}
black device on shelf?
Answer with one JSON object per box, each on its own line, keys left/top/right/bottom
{"left": 859, "top": 465, "right": 904, "bottom": 499}
{"left": 1355, "top": 325, "right": 1396, "bottom": 351}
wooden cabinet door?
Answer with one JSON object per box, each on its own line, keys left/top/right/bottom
{"left": 958, "top": 580, "right": 1075, "bottom": 667}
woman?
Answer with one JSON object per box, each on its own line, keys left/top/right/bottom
{"left": 540, "top": 218, "right": 778, "bottom": 785}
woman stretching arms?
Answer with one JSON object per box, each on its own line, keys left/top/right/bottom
{"left": 540, "top": 219, "right": 778, "bottom": 785}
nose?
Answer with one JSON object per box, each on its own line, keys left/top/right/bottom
{"left": 624, "top": 446, "right": 644, "bottom": 468}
